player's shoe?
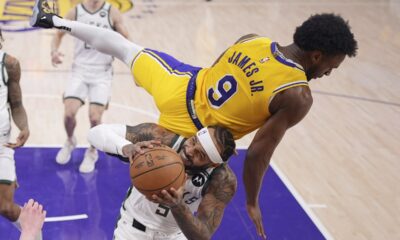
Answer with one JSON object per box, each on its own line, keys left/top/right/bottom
{"left": 56, "top": 137, "right": 77, "bottom": 165}
{"left": 79, "top": 148, "right": 99, "bottom": 173}
{"left": 30, "top": 0, "right": 56, "bottom": 28}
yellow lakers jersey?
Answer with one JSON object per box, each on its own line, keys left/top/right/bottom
{"left": 194, "top": 37, "right": 309, "bottom": 139}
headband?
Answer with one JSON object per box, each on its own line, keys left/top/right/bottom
{"left": 196, "top": 127, "right": 224, "bottom": 164}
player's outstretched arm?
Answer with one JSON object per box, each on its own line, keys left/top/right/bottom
{"left": 88, "top": 123, "right": 178, "bottom": 158}
{"left": 4, "top": 55, "right": 29, "bottom": 149}
{"left": 152, "top": 165, "right": 237, "bottom": 240}
{"left": 243, "top": 86, "right": 313, "bottom": 239}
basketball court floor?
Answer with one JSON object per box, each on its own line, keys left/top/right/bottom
{"left": 0, "top": 0, "right": 399, "bottom": 239}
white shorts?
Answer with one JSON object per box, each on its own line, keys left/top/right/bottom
{"left": 0, "top": 134, "right": 16, "bottom": 184}
{"left": 113, "top": 212, "right": 186, "bottom": 240}
{"left": 64, "top": 65, "right": 113, "bottom": 106}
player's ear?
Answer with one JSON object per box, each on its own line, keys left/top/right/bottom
{"left": 310, "top": 50, "right": 322, "bottom": 64}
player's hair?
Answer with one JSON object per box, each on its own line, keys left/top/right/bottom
{"left": 210, "top": 126, "right": 236, "bottom": 162}
{"left": 294, "top": 13, "right": 358, "bottom": 57}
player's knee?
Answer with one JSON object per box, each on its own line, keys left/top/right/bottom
{"left": 89, "top": 114, "right": 102, "bottom": 127}
{"left": 64, "top": 111, "right": 77, "bottom": 121}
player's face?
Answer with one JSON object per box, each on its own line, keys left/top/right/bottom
{"left": 179, "top": 128, "right": 221, "bottom": 169}
{"left": 306, "top": 53, "right": 346, "bottom": 80}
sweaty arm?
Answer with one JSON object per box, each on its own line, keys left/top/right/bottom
{"left": 110, "top": 6, "right": 130, "bottom": 40}
{"left": 6, "top": 55, "right": 29, "bottom": 147}
{"left": 244, "top": 86, "right": 313, "bottom": 206}
{"left": 171, "top": 165, "right": 237, "bottom": 240}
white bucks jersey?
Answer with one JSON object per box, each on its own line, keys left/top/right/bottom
{"left": 0, "top": 51, "right": 10, "bottom": 137}
{"left": 121, "top": 166, "right": 217, "bottom": 234}
{"left": 74, "top": 2, "right": 114, "bottom": 67}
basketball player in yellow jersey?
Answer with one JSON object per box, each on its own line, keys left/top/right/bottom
{"left": 31, "top": 4, "right": 358, "bottom": 238}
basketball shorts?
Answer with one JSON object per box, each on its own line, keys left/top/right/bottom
{"left": 0, "top": 134, "right": 16, "bottom": 184}
{"left": 64, "top": 64, "right": 113, "bottom": 106}
{"left": 131, "top": 49, "right": 201, "bottom": 137}
{"left": 113, "top": 208, "right": 187, "bottom": 240}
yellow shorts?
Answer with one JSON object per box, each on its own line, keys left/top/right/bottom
{"left": 131, "top": 49, "right": 202, "bottom": 137}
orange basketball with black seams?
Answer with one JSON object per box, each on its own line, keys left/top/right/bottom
{"left": 130, "top": 145, "right": 185, "bottom": 198}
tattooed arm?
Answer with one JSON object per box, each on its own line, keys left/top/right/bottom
{"left": 88, "top": 123, "right": 179, "bottom": 159}
{"left": 5, "top": 54, "right": 29, "bottom": 148}
{"left": 171, "top": 165, "right": 237, "bottom": 240}
{"left": 125, "top": 123, "right": 176, "bottom": 146}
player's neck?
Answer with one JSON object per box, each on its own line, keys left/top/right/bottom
{"left": 84, "top": 0, "right": 104, "bottom": 11}
{"left": 277, "top": 43, "right": 307, "bottom": 70}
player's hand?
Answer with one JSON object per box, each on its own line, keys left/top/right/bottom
{"left": 148, "top": 174, "right": 187, "bottom": 207}
{"left": 125, "top": 140, "right": 161, "bottom": 161}
{"left": 51, "top": 50, "right": 64, "bottom": 67}
{"left": 19, "top": 199, "right": 46, "bottom": 237}
{"left": 4, "top": 128, "right": 29, "bottom": 149}
{"left": 246, "top": 203, "right": 267, "bottom": 239}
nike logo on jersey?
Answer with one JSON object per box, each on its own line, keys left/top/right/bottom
{"left": 260, "top": 57, "right": 270, "bottom": 63}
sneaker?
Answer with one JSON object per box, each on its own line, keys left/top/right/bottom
{"left": 79, "top": 148, "right": 99, "bottom": 173}
{"left": 30, "top": 0, "right": 56, "bottom": 28}
{"left": 56, "top": 137, "right": 77, "bottom": 165}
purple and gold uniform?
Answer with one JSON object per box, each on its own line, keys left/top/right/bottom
{"left": 131, "top": 37, "right": 308, "bottom": 139}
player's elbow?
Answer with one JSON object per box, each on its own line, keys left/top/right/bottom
{"left": 245, "top": 147, "right": 271, "bottom": 170}
{"left": 88, "top": 125, "right": 106, "bottom": 150}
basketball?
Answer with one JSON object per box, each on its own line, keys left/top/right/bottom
{"left": 130, "top": 145, "right": 185, "bottom": 198}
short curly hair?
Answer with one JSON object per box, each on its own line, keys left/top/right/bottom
{"left": 294, "top": 13, "right": 358, "bottom": 57}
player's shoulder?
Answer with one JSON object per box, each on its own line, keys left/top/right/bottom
{"left": 207, "top": 164, "right": 237, "bottom": 194}
{"left": 270, "top": 85, "right": 313, "bottom": 122}
{"left": 65, "top": 6, "right": 77, "bottom": 20}
{"left": 4, "top": 53, "right": 19, "bottom": 69}
{"left": 235, "top": 34, "right": 271, "bottom": 45}
{"left": 109, "top": 4, "right": 124, "bottom": 17}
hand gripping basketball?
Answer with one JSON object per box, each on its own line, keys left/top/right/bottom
{"left": 130, "top": 145, "right": 186, "bottom": 198}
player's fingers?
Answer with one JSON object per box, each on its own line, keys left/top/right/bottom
{"left": 134, "top": 145, "right": 144, "bottom": 154}
{"left": 128, "top": 155, "right": 134, "bottom": 163}
{"left": 42, "top": 210, "right": 47, "bottom": 218}
{"left": 33, "top": 201, "right": 39, "bottom": 209}
{"left": 168, "top": 188, "right": 179, "bottom": 198}
{"left": 27, "top": 199, "right": 34, "bottom": 206}
{"left": 38, "top": 204, "right": 43, "bottom": 213}
{"left": 150, "top": 140, "right": 161, "bottom": 146}
{"left": 256, "top": 219, "right": 266, "bottom": 239}
{"left": 4, "top": 143, "right": 16, "bottom": 148}
{"left": 161, "top": 190, "right": 173, "bottom": 200}
{"left": 151, "top": 194, "right": 163, "bottom": 203}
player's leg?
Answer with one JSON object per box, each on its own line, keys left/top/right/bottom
{"left": 56, "top": 68, "right": 87, "bottom": 164}
{"left": 79, "top": 80, "right": 109, "bottom": 173}
{"left": 0, "top": 147, "right": 42, "bottom": 239}
{"left": 0, "top": 183, "right": 20, "bottom": 222}
{"left": 0, "top": 147, "right": 19, "bottom": 221}
{"left": 78, "top": 103, "right": 104, "bottom": 173}
{"left": 30, "top": 0, "right": 142, "bottom": 67}
{"left": 56, "top": 98, "right": 82, "bottom": 164}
